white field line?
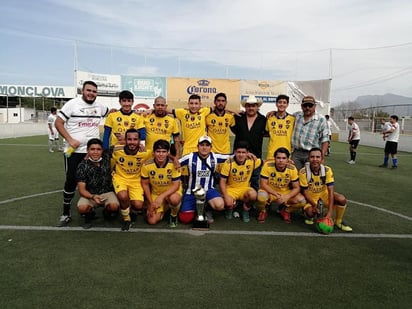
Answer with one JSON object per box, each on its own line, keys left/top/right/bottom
{"left": 0, "top": 225, "right": 411, "bottom": 239}
{"left": 348, "top": 199, "right": 412, "bottom": 221}
{"left": 0, "top": 190, "right": 62, "bottom": 205}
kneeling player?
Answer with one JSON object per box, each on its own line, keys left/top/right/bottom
{"left": 219, "top": 141, "right": 262, "bottom": 223}
{"left": 141, "top": 140, "right": 182, "bottom": 227}
{"left": 299, "top": 148, "right": 352, "bottom": 232}
{"left": 76, "top": 138, "right": 120, "bottom": 229}
{"left": 256, "top": 147, "right": 306, "bottom": 223}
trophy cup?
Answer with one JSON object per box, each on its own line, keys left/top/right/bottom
{"left": 192, "top": 186, "right": 209, "bottom": 230}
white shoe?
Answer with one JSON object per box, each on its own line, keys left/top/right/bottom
{"left": 347, "top": 160, "right": 355, "bottom": 164}
{"left": 49, "top": 149, "right": 54, "bottom": 153}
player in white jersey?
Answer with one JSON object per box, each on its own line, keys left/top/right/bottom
{"left": 55, "top": 81, "right": 109, "bottom": 227}
{"left": 178, "top": 135, "right": 230, "bottom": 224}
{"left": 379, "top": 115, "right": 400, "bottom": 169}
{"left": 47, "top": 107, "right": 62, "bottom": 152}
{"left": 347, "top": 116, "right": 360, "bottom": 164}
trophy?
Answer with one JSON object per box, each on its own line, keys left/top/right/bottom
{"left": 192, "top": 186, "right": 209, "bottom": 230}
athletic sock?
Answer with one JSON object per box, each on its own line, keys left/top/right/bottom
{"left": 335, "top": 204, "right": 347, "bottom": 224}
{"left": 63, "top": 190, "right": 75, "bottom": 216}
{"left": 383, "top": 157, "right": 389, "bottom": 165}
{"left": 120, "top": 208, "right": 131, "bottom": 221}
{"left": 392, "top": 158, "right": 398, "bottom": 167}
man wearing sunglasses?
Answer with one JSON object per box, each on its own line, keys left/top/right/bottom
{"left": 291, "top": 96, "right": 329, "bottom": 170}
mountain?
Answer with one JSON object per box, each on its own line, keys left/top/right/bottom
{"left": 355, "top": 93, "right": 412, "bottom": 107}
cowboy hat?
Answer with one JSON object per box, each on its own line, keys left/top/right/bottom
{"left": 241, "top": 95, "right": 263, "bottom": 107}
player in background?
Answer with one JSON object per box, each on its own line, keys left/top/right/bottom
{"left": 47, "top": 107, "right": 62, "bottom": 152}
{"left": 219, "top": 141, "right": 262, "bottom": 223}
{"left": 143, "top": 96, "right": 180, "bottom": 160}
{"left": 299, "top": 148, "right": 352, "bottom": 232}
{"left": 178, "top": 136, "right": 231, "bottom": 224}
{"left": 379, "top": 115, "right": 400, "bottom": 169}
{"left": 55, "top": 80, "right": 109, "bottom": 227}
{"left": 347, "top": 116, "right": 360, "bottom": 164}
{"left": 103, "top": 90, "right": 146, "bottom": 150}
{"left": 325, "top": 115, "right": 332, "bottom": 156}
{"left": 111, "top": 128, "right": 151, "bottom": 231}
{"left": 265, "top": 95, "right": 295, "bottom": 160}
{"left": 256, "top": 147, "right": 306, "bottom": 224}
{"left": 141, "top": 140, "right": 182, "bottom": 227}
{"left": 76, "top": 138, "right": 119, "bottom": 229}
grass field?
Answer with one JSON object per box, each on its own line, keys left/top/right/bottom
{"left": 0, "top": 136, "right": 411, "bottom": 309}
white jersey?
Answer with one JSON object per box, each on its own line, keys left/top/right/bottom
{"left": 386, "top": 122, "right": 400, "bottom": 142}
{"left": 47, "top": 113, "right": 58, "bottom": 140}
{"left": 58, "top": 97, "right": 108, "bottom": 153}
{"left": 179, "top": 152, "right": 230, "bottom": 195}
{"left": 349, "top": 122, "right": 360, "bottom": 140}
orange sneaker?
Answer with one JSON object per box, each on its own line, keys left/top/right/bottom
{"left": 280, "top": 209, "right": 291, "bottom": 223}
{"left": 257, "top": 211, "right": 268, "bottom": 223}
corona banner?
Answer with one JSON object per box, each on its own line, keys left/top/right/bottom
{"left": 167, "top": 78, "right": 240, "bottom": 110}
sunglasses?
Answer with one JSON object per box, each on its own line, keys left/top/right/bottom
{"left": 302, "top": 103, "right": 315, "bottom": 108}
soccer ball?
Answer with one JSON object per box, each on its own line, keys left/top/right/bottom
{"left": 316, "top": 217, "right": 334, "bottom": 234}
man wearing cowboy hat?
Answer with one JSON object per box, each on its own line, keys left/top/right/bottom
{"left": 231, "top": 95, "right": 267, "bottom": 191}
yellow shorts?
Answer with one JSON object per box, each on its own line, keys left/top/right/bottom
{"left": 226, "top": 186, "right": 254, "bottom": 201}
{"left": 303, "top": 191, "right": 329, "bottom": 209}
{"left": 149, "top": 191, "right": 182, "bottom": 213}
{"left": 113, "top": 176, "right": 144, "bottom": 202}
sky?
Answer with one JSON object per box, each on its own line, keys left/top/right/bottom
{"left": 1, "top": 0, "right": 412, "bottom": 105}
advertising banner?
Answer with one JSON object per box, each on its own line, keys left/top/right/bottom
{"left": 75, "top": 70, "right": 121, "bottom": 97}
{"left": 121, "top": 76, "right": 166, "bottom": 99}
{"left": 167, "top": 78, "right": 240, "bottom": 110}
{"left": 0, "top": 85, "right": 75, "bottom": 98}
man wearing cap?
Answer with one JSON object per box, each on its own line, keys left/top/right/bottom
{"left": 178, "top": 135, "right": 231, "bottom": 224}
{"left": 291, "top": 96, "right": 329, "bottom": 171}
{"left": 231, "top": 95, "right": 267, "bottom": 191}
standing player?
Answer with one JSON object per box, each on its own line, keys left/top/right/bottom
{"left": 172, "top": 94, "right": 212, "bottom": 156}
{"left": 76, "top": 138, "right": 119, "bottom": 229}
{"left": 141, "top": 140, "right": 182, "bottom": 227}
{"left": 103, "top": 90, "right": 146, "bottom": 150}
{"left": 55, "top": 81, "right": 109, "bottom": 227}
{"left": 256, "top": 147, "right": 306, "bottom": 224}
{"left": 299, "top": 148, "right": 352, "bottom": 232}
{"left": 219, "top": 141, "right": 262, "bottom": 223}
{"left": 347, "top": 116, "right": 360, "bottom": 164}
{"left": 144, "top": 96, "right": 180, "bottom": 159}
{"left": 47, "top": 107, "right": 62, "bottom": 152}
{"left": 111, "top": 128, "right": 151, "bottom": 231}
{"left": 206, "top": 93, "right": 235, "bottom": 154}
{"left": 379, "top": 115, "right": 400, "bottom": 169}
{"left": 265, "top": 95, "right": 295, "bottom": 160}
{"left": 178, "top": 136, "right": 230, "bottom": 224}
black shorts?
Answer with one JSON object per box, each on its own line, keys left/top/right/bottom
{"left": 350, "top": 139, "right": 360, "bottom": 149}
{"left": 384, "top": 141, "right": 398, "bottom": 155}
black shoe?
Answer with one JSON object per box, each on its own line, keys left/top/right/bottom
{"left": 121, "top": 220, "right": 131, "bottom": 231}
{"left": 391, "top": 165, "right": 398, "bottom": 169}
{"left": 378, "top": 164, "right": 388, "bottom": 168}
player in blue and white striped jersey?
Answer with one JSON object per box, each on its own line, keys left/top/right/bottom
{"left": 178, "top": 135, "right": 231, "bottom": 224}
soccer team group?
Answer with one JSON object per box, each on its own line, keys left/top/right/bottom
{"left": 49, "top": 80, "right": 364, "bottom": 233}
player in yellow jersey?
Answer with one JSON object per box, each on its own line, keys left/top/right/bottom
{"left": 141, "top": 140, "right": 182, "bottom": 227}
{"left": 103, "top": 90, "right": 145, "bottom": 150}
{"left": 256, "top": 147, "right": 306, "bottom": 224}
{"left": 171, "top": 94, "right": 212, "bottom": 156}
{"left": 219, "top": 141, "right": 262, "bottom": 223}
{"left": 144, "top": 96, "right": 180, "bottom": 159}
{"left": 266, "top": 94, "right": 295, "bottom": 160}
{"left": 206, "top": 93, "right": 235, "bottom": 154}
{"left": 299, "top": 148, "right": 352, "bottom": 232}
{"left": 111, "top": 128, "right": 151, "bottom": 231}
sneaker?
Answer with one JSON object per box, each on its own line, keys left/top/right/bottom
{"left": 391, "top": 166, "right": 398, "bottom": 169}
{"left": 56, "top": 215, "right": 71, "bottom": 227}
{"left": 378, "top": 164, "right": 388, "bottom": 168}
{"left": 242, "top": 210, "right": 250, "bottom": 223}
{"left": 280, "top": 209, "right": 291, "bottom": 223}
{"left": 225, "top": 209, "right": 233, "bottom": 220}
{"left": 49, "top": 149, "right": 54, "bottom": 153}
{"left": 257, "top": 211, "right": 268, "bottom": 223}
{"left": 335, "top": 221, "right": 353, "bottom": 232}
{"left": 346, "top": 160, "right": 355, "bottom": 164}
{"left": 233, "top": 211, "right": 240, "bottom": 218}
{"left": 304, "top": 218, "right": 314, "bottom": 225}
{"left": 82, "top": 222, "right": 92, "bottom": 229}
{"left": 205, "top": 211, "right": 214, "bottom": 224}
{"left": 121, "top": 220, "right": 131, "bottom": 231}
{"left": 169, "top": 215, "right": 178, "bottom": 228}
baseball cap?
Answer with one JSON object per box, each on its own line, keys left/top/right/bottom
{"left": 198, "top": 135, "right": 212, "bottom": 144}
